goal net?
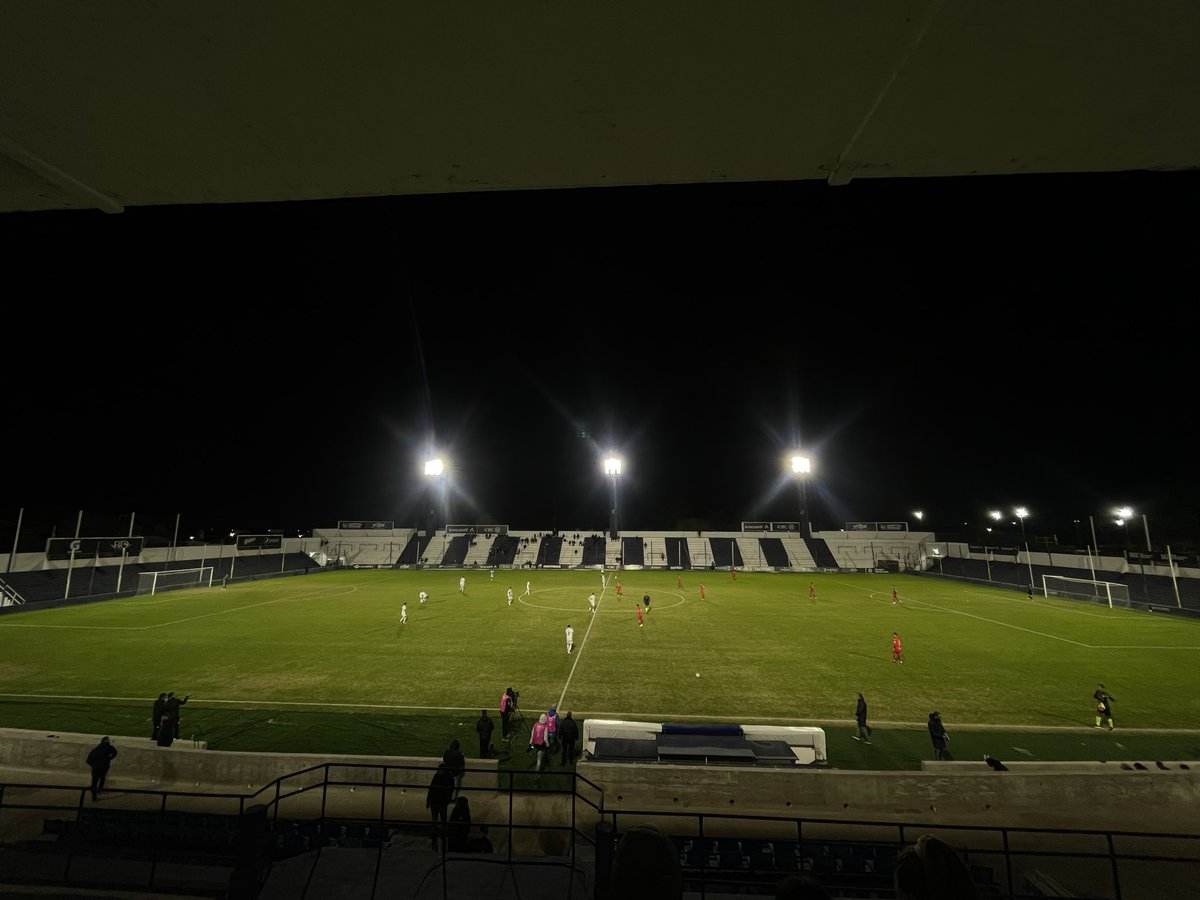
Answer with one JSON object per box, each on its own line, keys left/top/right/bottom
{"left": 1041, "top": 574, "right": 1131, "bottom": 608}
{"left": 136, "top": 567, "right": 215, "bottom": 596}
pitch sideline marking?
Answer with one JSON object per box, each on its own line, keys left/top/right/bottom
{"left": 0, "top": 584, "right": 361, "bottom": 631}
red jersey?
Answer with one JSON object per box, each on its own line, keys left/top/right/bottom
{"left": 636, "top": 606, "right": 644, "bottom": 623}
{"left": 700, "top": 585, "right": 706, "bottom": 599}
{"left": 892, "top": 636, "right": 902, "bottom": 653}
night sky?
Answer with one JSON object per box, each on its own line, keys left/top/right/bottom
{"left": 4, "top": 170, "right": 1197, "bottom": 548}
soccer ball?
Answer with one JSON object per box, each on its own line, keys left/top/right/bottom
{"left": 695, "top": 673, "right": 700, "bottom": 678}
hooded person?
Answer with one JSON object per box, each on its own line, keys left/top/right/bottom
{"left": 530, "top": 713, "right": 550, "bottom": 772}
{"left": 443, "top": 738, "right": 466, "bottom": 797}
{"left": 546, "top": 707, "right": 558, "bottom": 745}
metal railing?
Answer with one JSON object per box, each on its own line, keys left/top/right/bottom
{"left": 3, "top": 765, "right": 1198, "bottom": 899}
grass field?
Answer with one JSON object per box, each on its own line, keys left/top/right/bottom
{"left": 2, "top": 568, "right": 1199, "bottom": 772}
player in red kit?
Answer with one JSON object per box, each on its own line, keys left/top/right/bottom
{"left": 616, "top": 580, "right": 623, "bottom": 597}
{"left": 892, "top": 587, "right": 900, "bottom": 605}
{"left": 892, "top": 632, "right": 904, "bottom": 664}
{"left": 636, "top": 604, "right": 644, "bottom": 627}
{"left": 677, "top": 575, "right": 683, "bottom": 589}
{"left": 809, "top": 582, "right": 816, "bottom": 599}
{"left": 700, "top": 584, "right": 705, "bottom": 600}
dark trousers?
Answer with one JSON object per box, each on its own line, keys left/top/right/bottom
{"left": 90, "top": 767, "right": 109, "bottom": 798}
{"left": 478, "top": 737, "right": 490, "bottom": 758}
{"left": 501, "top": 711, "right": 511, "bottom": 737}
{"left": 560, "top": 738, "right": 577, "bottom": 765}
{"left": 430, "top": 804, "right": 448, "bottom": 849}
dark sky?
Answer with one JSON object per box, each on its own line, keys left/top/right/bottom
{"left": 4, "top": 171, "right": 1197, "bottom": 547}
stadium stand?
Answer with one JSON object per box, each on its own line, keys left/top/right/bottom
{"left": 621, "top": 536, "right": 645, "bottom": 567}
{"left": 580, "top": 534, "right": 606, "bottom": 567}
{"left": 535, "top": 533, "right": 564, "bottom": 566}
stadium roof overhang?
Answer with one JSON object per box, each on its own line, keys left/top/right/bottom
{"left": 2, "top": 0, "right": 1198, "bottom": 214}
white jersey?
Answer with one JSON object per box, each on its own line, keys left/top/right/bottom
{"left": 507, "top": 588, "right": 514, "bottom": 605}
{"left": 400, "top": 603, "right": 408, "bottom": 622}
{"left": 524, "top": 581, "right": 531, "bottom": 595}
{"left": 565, "top": 626, "right": 574, "bottom": 651}
{"left": 459, "top": 577, "right": 465, "bottom": 592}
{"left": 418, "top": 591, "right": 428, "bottom": 604}
{"left": 588, "top": 592, "right": 597, "bottom": 612}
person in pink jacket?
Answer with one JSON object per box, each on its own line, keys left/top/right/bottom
{"left": 529, "top": 713, "right": 550, "bottom": 772}
{"left": 546, "top": 708, "right": 558, "bottom": 748}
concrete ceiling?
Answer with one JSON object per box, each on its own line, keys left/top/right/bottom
{"left": 2, "top": 0, "right": 1198, "bottom": 214}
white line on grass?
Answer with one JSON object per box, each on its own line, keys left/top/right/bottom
{"left": 904, "top": 596, "right": 1200, "bottom": 650}
{"left": 556, "top": 581, "right": 618, "bottom": 711}
{"left": 0, "top": 584, "right": 361, "bottom": 631}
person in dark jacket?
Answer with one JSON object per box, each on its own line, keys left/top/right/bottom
{"left": 151, "top": 693, "right": 167, "bottom": 741}
{"left": 426, "top": 762, "right": 456, "bottom": 850}
{"left": 86, "top": 736, "right": 118, "bottom": 799}
{"left": 853, "top": 693, "right": 872, "bottom": 743}
{"left": 558, "top": 711, "right": 580, "bottom": 765}
{"left": 447, "top": 796, "right": 471, "bottom": 851}
{"left": 164, "top": 692, "right": 189, "bottom": 739}
{"left": 928, "top": 712, "right": 949, "bottom": 760}
{"left": 476, "top": 709, "right": 495, "bottom": 758}
{"left": 443, "top": 738, "right": 466, "bottom": 797}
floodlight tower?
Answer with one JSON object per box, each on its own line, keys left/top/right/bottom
{"left": 603, "top": 454, "right": 622, "bottom": 540}
{"left": 789, "top": 453, "right": 812, "bottom": 538}
{"left": 1114, "top": 506, "right": 1133, "bottom": 551}
{"left": 1015, "top": 507, "right": 1029, "bottom": 541}
{"left": 424, "top": 457, "right": 445, "bottom": 538}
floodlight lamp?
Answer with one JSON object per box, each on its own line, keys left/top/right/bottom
{"left": 932, "top": 547, "right": 941, "bottom": 555}
{"left": 424, "top": 458, "right": 444, "bottom": 477}
{"left": 1015, "top": 507, "right": 1029, "bottom": 519}
{"left": 989, "top": 510, "right": 1002, "bottom": 521}
{"left": 1115, "top": 506, "right": 1133, "bottom": 519}
{"left": 789, "top": 454, "right": 811, "bottom": 475}
{"left": 603, "top": 455, "right": 622, "bottom": 477}
{"left": 1115, "top": 518, "right": 1125, "bottom": 527}
{"left": 913, "top": 511, "right": 924, "bottom": 520}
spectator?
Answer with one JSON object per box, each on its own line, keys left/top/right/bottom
{"left": 928, "top": 712, "right": 949, "bottom": 761}
{"left": 447, "top": 796, "right": 471, "bottom": 852}
{"left": 558, "top": 711, "right": 580, "bottom": 765}
{"left": 853, "top": 693, "right": 872, "bottom": 743}
{"left": 443, "top": 738, "right": 466, "bottom": 797}
{"left": 85, "top": 736, "right": 118, "bottom": 800}
{"left": 426, "top": 762, "right": 456, "bottom": 850}
{"left": 151, "top": 692, "right": 166, "bottom": 742}
{"left": 476, "top": 709, "right": 495, "bottom": 758}
{"left": 610, "top": 825, "right": 683, "bottom": 899}
{"left": 164, "top": 691, "right": 189, "bottom": 739}
{"left": 893, "top": 834, "right": 981, "bottom": 899}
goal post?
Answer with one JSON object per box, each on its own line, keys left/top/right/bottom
{"left": 136, "top": 567, "right": 215, "bottom": 596}
{"left": 1041, "top": 574, "right": 1131, "bottom": 608}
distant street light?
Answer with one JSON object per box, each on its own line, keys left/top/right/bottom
{"left": 603, "top": 454, "right": 623, "bottom": 540}
{"left": 789, "top": 453, "right": 812, "bottom": 538}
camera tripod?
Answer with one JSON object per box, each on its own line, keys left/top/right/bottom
{"left": 497, "top": 699, "right": 528, "bottom": 761}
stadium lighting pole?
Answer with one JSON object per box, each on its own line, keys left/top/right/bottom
{"left": 1114, "top": 507, "right": 1133, "bottom": 551}
{"left": 603, "top": 454, "right": 622, "bottom": 541}
{"left": 1015, "top": 507, "right": 1034, "bottom": 592}
{"left": 425, "top": 457, "right": 445, "bottom": 562}
{"left": 789, "top": 453, "right": 812, "bottom": 538}
{"left": 1015, "top": 507, "right": 1028, "bottom": 542}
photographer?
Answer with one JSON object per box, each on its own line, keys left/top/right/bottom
{"left": 500, "top": 687, "right": 517, "bottom": 739}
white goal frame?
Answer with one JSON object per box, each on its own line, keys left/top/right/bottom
{"left": 136, "top": 566, "right": 215, "bottom": 596}
{"left": 1041, "top": 574, "right": 1130, "bottom": 608}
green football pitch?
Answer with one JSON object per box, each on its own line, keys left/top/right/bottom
{"left": 2, "top": 568, "right": 1199, "bottom": 772}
